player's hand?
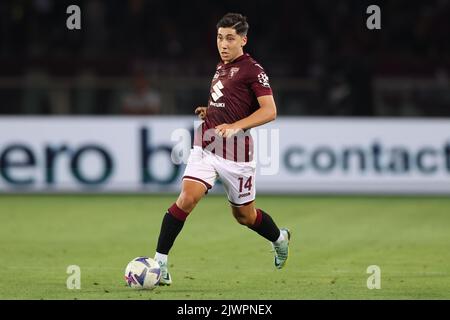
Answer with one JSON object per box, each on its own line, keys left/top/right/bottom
{"left": 215, "top": 123, "right": 243, "bottom": 138}
{"left": 195, "top": 107, "right": 208, "bottom": 120}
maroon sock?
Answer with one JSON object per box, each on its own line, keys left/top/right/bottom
{"left": 156, "top": 203, "right": 189, "bottom": 254}
{"left": 248, "top": 209, "right": 280, "bottom": 242}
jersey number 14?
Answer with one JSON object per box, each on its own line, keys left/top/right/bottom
{"left": 238, "top": 176, "right": 253, "bottom": 192}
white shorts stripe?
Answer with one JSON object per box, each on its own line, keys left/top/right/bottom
{"left": 182, "top": 177, "right": 209, "bottom": 192}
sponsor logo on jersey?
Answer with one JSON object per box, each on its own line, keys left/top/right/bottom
{"left": 209, "top": 101, "right": 225, "bottom": 108}
{"left": 211, "top": 80, "right": 224, "bottom": 101}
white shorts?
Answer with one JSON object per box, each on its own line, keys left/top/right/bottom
{"left": 182, "top": 147, "right": 256, "bottom": 206}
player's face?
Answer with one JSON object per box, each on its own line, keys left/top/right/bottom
{"left": 217, "top": 27, "right": 247, "bottom": 64}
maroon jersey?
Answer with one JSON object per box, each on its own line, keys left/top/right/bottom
{"left": 196, "top": 53, "right": 273, "bottom": 162}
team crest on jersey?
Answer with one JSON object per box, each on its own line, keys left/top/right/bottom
{"left": 258, "top": 72, "right": 271, "bottom": 88}
{"left": 229, "top": 67, "right": 240, "bottom": 79}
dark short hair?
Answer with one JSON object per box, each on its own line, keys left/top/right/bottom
{"left": 216, "top": 13, "right": 249, "bottom": 36}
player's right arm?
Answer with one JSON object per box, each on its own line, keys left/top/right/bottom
{"left": 195, "top": 106, "right": 208, "bottom": 120}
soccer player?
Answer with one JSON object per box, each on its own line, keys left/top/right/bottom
{"left": 154, "top": 13, "right": 290, "bottom": 285}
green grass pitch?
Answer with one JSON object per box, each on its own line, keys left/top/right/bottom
{"left": 0, "top": 195, "right": 449, "bottom": 300}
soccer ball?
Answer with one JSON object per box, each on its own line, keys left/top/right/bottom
{"left": 124, "top": 257, "right": 161, "bottom": 290}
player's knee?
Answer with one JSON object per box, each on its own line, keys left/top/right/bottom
{"left": 177, "top": 192, "right": 200, "bottom": 212}
{"left": 232, "top": 205, "right": 257, "bottom": 226}
{"left": 234, "top": 213, "right": 254, "bottom": 226}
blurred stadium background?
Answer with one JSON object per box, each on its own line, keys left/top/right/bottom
{"left": 0, "top": 0, "right": 449, "bottom": 299}
{"left": 1, "top": 0, "right": 449, "bottom": 117}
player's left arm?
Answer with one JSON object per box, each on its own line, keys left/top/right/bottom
{"left": 215, "top": 96, "right": 276, "bottom": 137}
{"left": 216, "top": 65, "right": 276, "bottom": 138}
